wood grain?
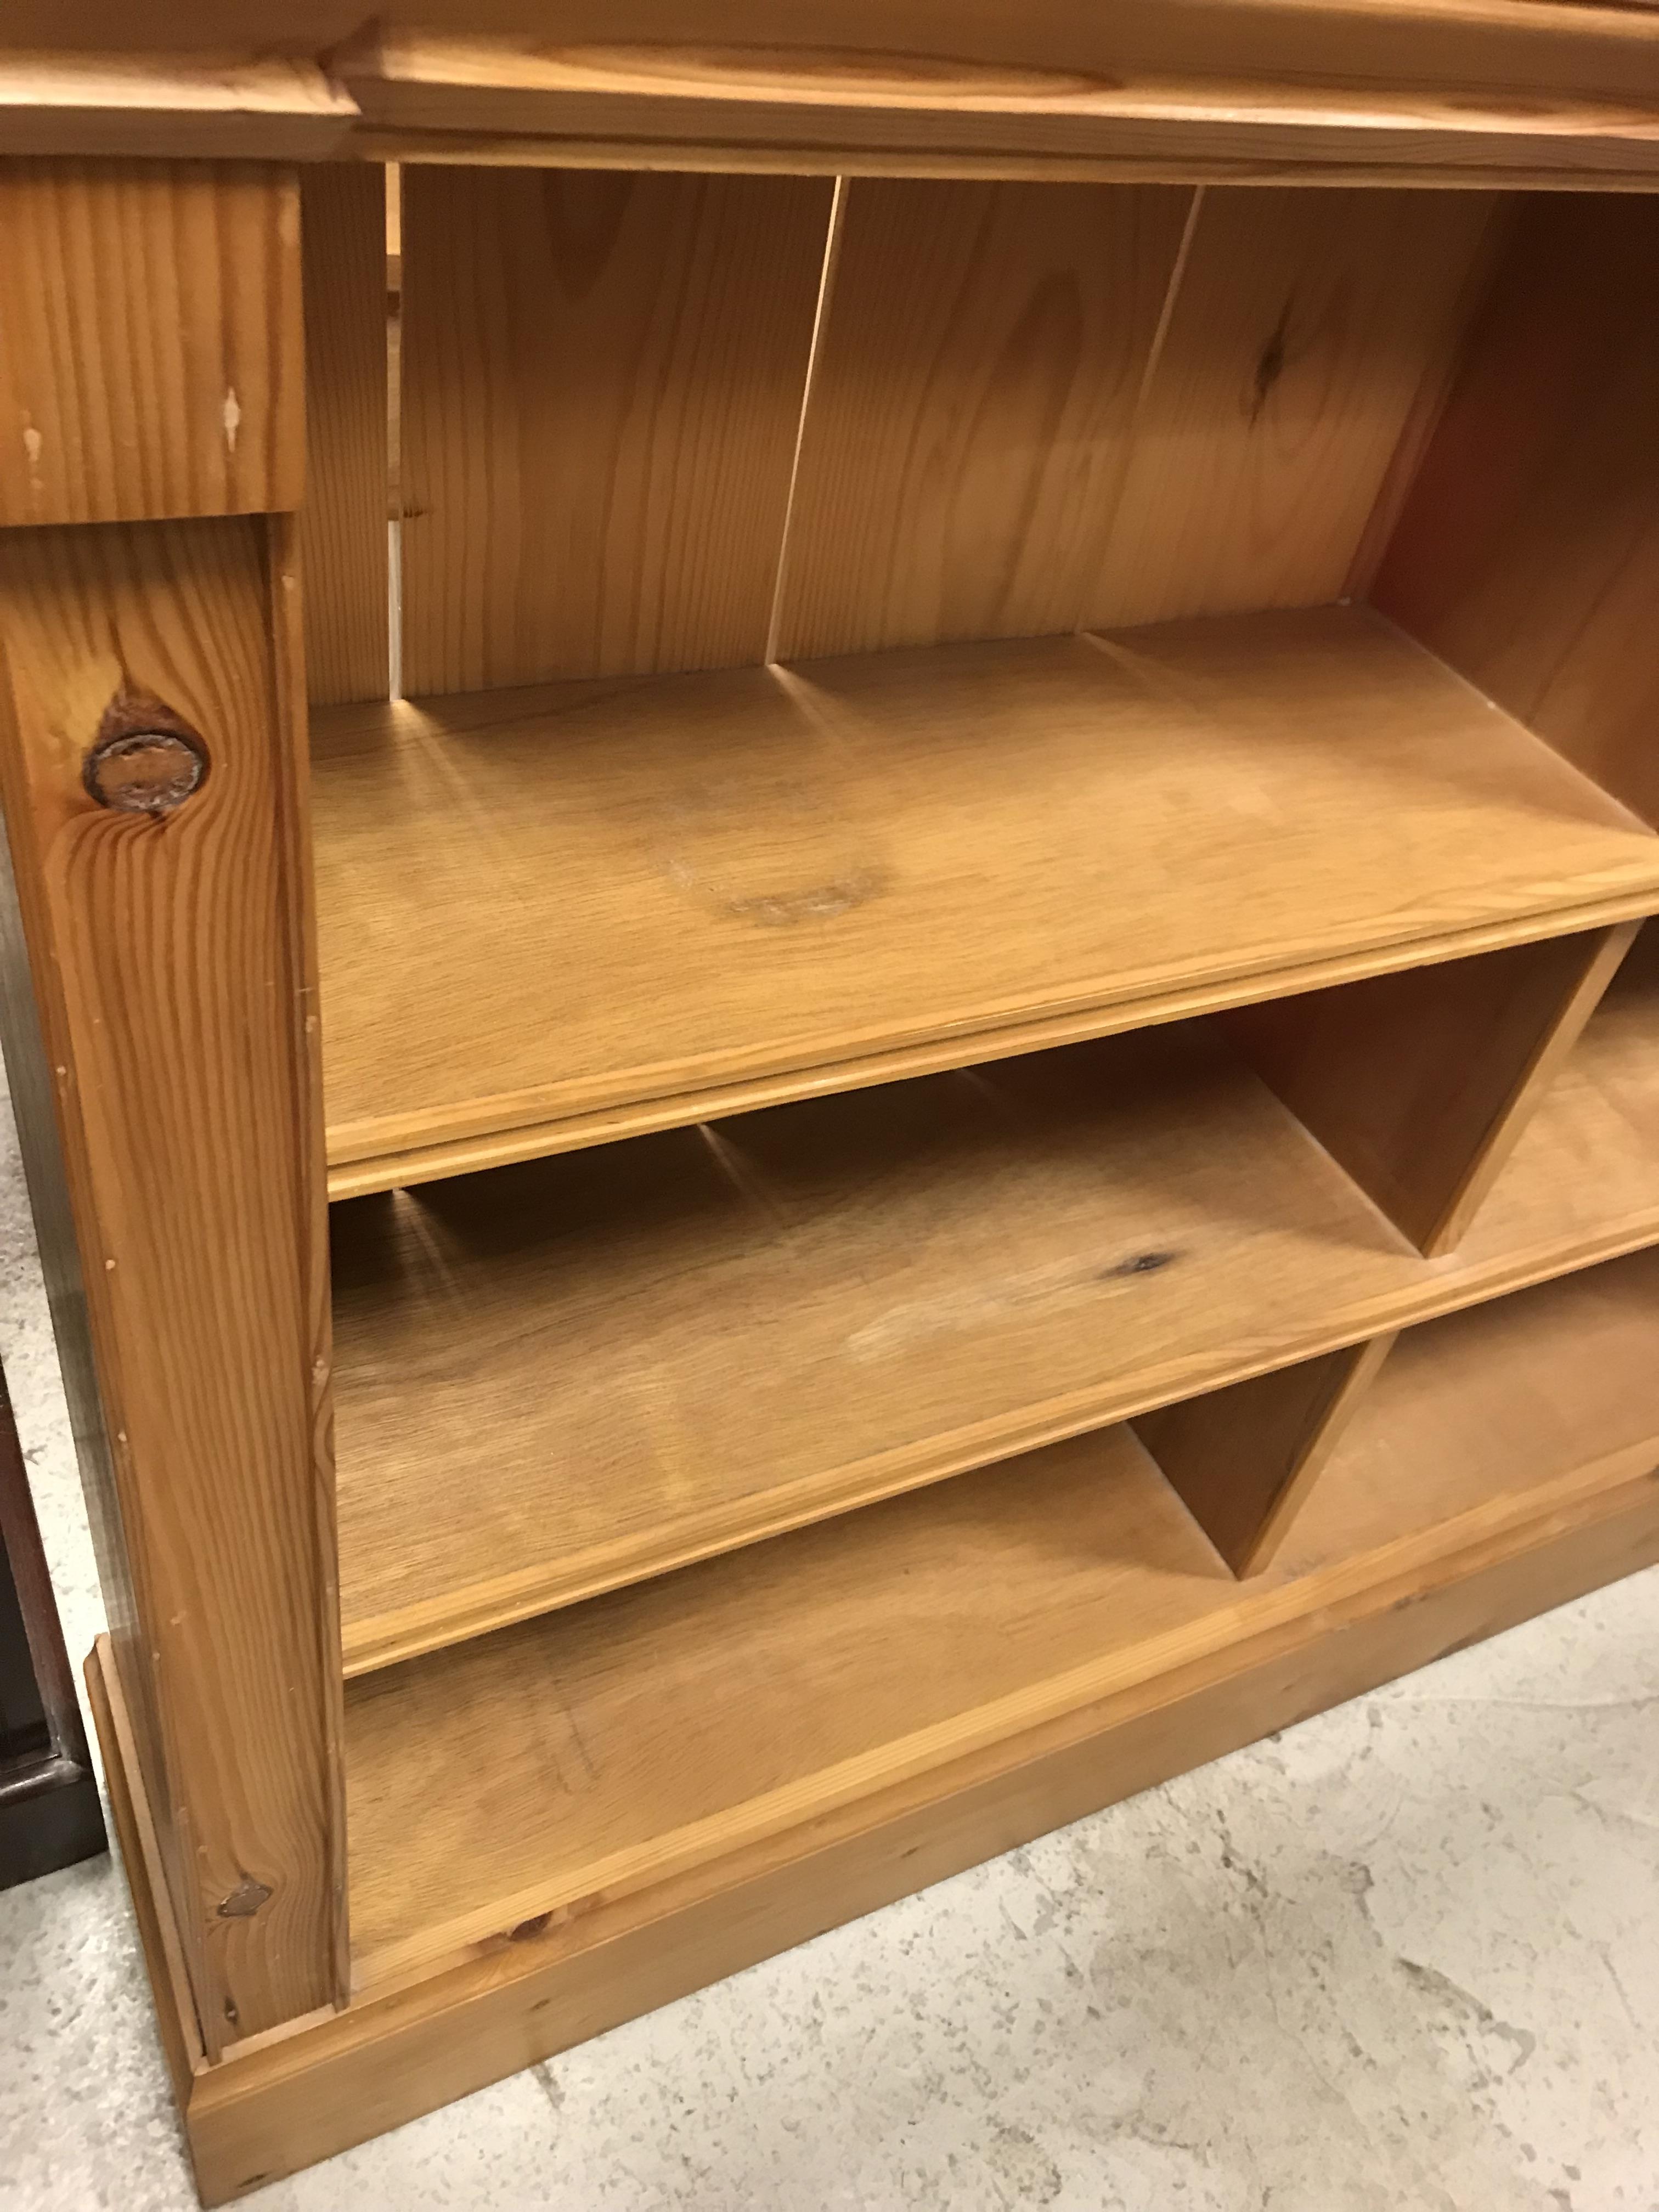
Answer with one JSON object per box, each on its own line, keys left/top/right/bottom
{"left": 1464, "top": 917, "right": 1659, "bottom": 1269}
{"left": 0, "top": 162, "right": 303, "bottom": 528}
{"left": 330, "top": 25, "right": 1659, "bottom": 185}
{"left": 1374, "top": 194, "right": 1659, "bottom": 831}
{"left": 16, "top": 0, "right": 1659, "bottom": 106}
{"left": 298, "top": 166, "right": 390, "bottom": 708}
{"left": 399, "top": 165, "right": 833, "bottom": 693}
{"left": 1226, "top": 921, "right": 1639, "bottom": 1256}
{"left": 0, "top": 517, "right": 341, "bottom": 2040}
{"left": 771, "top": 178, "right": 1192, "bottom": 660}
{"left": 343, "top": 1245, "right": 1659, "bottom": 1983}
{"left": 331, "top": 935, "right": 1659, "bottom": 1674}
{"left": 1285, "top": 1244, "right": 1659, "bottom": 1569}
{"left": 0, "top": 52, "right": 354, "bottom": 161}
{"left": 84, "top": 1641, "right": 204, "bottom": 2109}
{"left": 1136, "top": 1333, "right": 1397, "bottom": 1575}
{"left": 1087, "top": 187, "right": 1496, "bottom": 627}
{"left": 94, "top": 1454, "right": 1659, "bottom": 2200}
{"left": 311, "top": 605, "right": 1659, "bottom": 1193}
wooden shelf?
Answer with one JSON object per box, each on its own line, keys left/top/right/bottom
{"left": 343, "top": 1242, "right": 1659, "bottom": 1989}
{"left": 331, "top": 932, "right": 1659, "bottom": 1675}
{"left": 312, "top": 604, "right": 1659, "bottom": 1197}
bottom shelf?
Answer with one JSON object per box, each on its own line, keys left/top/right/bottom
{"left": 344, "top": 1243, "right": 1659, "bottom": 1989}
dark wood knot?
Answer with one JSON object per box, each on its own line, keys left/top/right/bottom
{"left": 84, "top": 686, "right": 208, "bottom": 817}
{"left": 216, "top": 1874, "right": 272, "bottom": 1920}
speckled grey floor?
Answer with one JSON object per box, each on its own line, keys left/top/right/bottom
{"left": 2, "top": 1068, "right": 1657, "bottom": 2212}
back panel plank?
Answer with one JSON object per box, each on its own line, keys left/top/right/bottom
{"left": 298, "top": 165, "right": 390, "bottom": 708}
{"left": 400, "top": 166, "right": 833, "bottom": 694}
{"left": 1373, "top": 195, "right": 1659, "bottom": 831}
{"left": 1087, "top": 187, "right": 1495, "bottom": 629}
{"left": 773, "top": 178, "right": 1192, "bottom": 663}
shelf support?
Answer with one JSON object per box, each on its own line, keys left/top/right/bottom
{"left": 0, "top": 160, "right": 343, "bottom": 2048}
{"left": 1135, "top": 1334, "right": 1398, "bottom": 1576}
{"left": 1224, "top": 923, "right": 1639, "bottom": 1257}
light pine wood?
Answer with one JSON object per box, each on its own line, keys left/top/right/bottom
{"left": 1375, "top": 195, "right": 1659, "bottom": 831}
{"left": 18, "top": 25, "right": 1659, "bottom": 2204}
{"left": 0, "top": 161, "right": 303, "bottom": 528}
{"left": 1283, "top": 1244, "right": 1659, "bottom": 1568}
{"left": 1226, "top": 921, "right": 1639, "bottom": 1256}
{"left": 0, "top": 52, "right": 355, "bottom": 160}
{"left": 84, "top": 1641, "right": 204, "bottom": 2109}
{"left": 0, "top": 517, "right": 341, "bottom": 2041}
{"left": 86, "top": 1453, "right": 1659, "bottom": 2202}
{"left": 398, "top": 165, "right": 833, "bottom": 693}
{"left": 332, "top": 935, "right": 1659, "bottom": 1675}
{"left": 17, "top": 0, "right": 1659, "bottom": 102}
{"left": 1463, "top": 918, "right": 1659, "bottom": 1268}
{"left": 771, "top": 178, "right": 1192, "bottom": 660}
{"left": 1086, "top": 187, "right": 1496, "bottom": 627}
{"left": 298, "top": 166, "right": 390, "bottom": 708}
{"left": 329, "top": 25, "right": 1659, "bottom": 185}
{"left": 343, "top": 1245, "right": 1659, "bottom": 1985}
{"left": 1136, "top": 1333, "right": 1397, "bottom": 1575}
{"left": 312, "top": 605, "right": 1659, "bottom": 1195}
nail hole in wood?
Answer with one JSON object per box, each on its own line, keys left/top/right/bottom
{"left": 83, "top": 686, "right": 208, "bottom": 817}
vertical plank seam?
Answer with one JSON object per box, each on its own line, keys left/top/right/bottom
{"left": 1075, "top": 182, "right": 1205, "bottom": 637}
{"left": 385, "top": 162, "right": 404, "bottom": 701}
{"left": 765, "top": 176, "right": 848, "bottom": 667}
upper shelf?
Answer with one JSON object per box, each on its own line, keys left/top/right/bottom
{"left": 313, "top": 605, "right": 1659, "bottom": 1197}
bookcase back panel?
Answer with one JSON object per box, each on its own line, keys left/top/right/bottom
{"left": 398, "top": 165, "right": 834, "bottom": 694}
{"left": 1082, "top": 184, "right": 1496, "bottom": 629}
{"left": 768, "top": 177, "right": 1193, "bottom": 661}
{"left": 374, "top": 172, "right": 1519, "bottom": 694}
{"left": 300, "top": 163, "right": 391, "bottom": 709}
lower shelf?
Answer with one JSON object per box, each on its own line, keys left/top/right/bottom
{"left": 344, "top": 1243, "right": 1659, "bottom": 1990}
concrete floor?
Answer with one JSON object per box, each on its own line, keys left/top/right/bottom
{"left": 2, "top": 1074, "right": 1657, "bottom": 2212}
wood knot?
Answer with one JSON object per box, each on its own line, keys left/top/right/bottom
{"left": 216, "top": 1874, "right": 272, "bottom": 1920}
{"left": 1102, "top": 1249, "right": 1180, "bottom": 1280}
{"left": 84, "top": 685, "right": 208, "bottom": 817}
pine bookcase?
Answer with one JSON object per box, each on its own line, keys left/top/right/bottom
{"left": 3, "top": 5, "right": 1659, "bottom": 2198}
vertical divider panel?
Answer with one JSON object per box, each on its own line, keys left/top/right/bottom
{"left": 0, "top": 157, "right": 342, "bottom": 2053}
{"left": 298, "top": 164, "right": 392, "bottom": 708}
{"left": 399, "top": 166, "right": 834, "bottom": 696}
{"left": 1226, "top": 925, "right": 1639, "bottom": 1260}
{"left": 1373, "top": 195, "right": 1659, "bottom": 832}
{"left": 1085, "top": 187, "right": 1497, "bottom": 629}
{"left": 771, "top": 178, "right": 1194, "bottom": 663}
{"left": 1135, "top": 1333, "right": 1398, "bottom": 1577}
{"left": 0, "top": 515, "right": 343, "bottom": 2049}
